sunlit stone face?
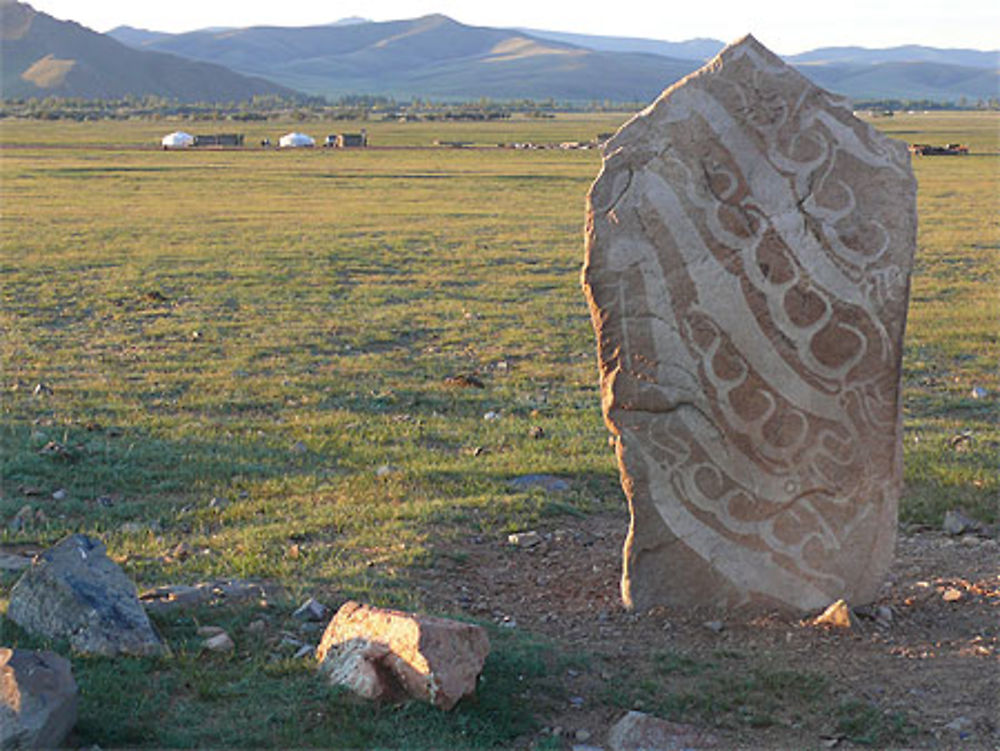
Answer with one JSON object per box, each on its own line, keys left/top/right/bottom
{"left": 583, "top": 34, "right": 916, "bottom": 613}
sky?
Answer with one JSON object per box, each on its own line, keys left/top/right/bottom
{"left": 23, "top": 0, "right": 1000, "bottom": 54}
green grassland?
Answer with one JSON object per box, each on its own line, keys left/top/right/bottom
{"left": 1, "top": 111, "right": 997, "bottom": 747}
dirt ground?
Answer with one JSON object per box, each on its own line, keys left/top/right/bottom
{"left": 422, "top": 511, "right": 1000, "bottom": 750}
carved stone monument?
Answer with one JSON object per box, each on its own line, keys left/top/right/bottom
{"left": 583, "top": 35, "right": 916, "bottom": 613}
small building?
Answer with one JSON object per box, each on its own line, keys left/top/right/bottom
{"left": 161, "top": 131, "right": 194, "bottom": 149}
{"left": 279, "top": 132, "right": 315, "bottom": 148}
{"left": 193, "top": 133, "right": 244, "bottom": 147}
{"left": 324, "top": 131, "right": 368, "bottom": 148}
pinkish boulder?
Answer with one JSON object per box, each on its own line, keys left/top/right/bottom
{"left": 316, "top": 601, "right": 489, "bottom": 710}
{"left": 1, "top": 648, "right": 78, "bottom": 750}
{"left": 583, "top": 35, "right": 916, "bottom": 613}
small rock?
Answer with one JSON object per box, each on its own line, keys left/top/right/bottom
{"left": 875, "top": 605, "right": 893, "bottom": 625}
{"left": 208, "top": 496, "right": 228, "bottom": 510}
{"left": 293, "top": 597, "right": 328, "bottom": 622}
{"left": 32, "top": 383, "right": 53, "bottom": 397}
{"left": 196, "top": 625, "right": 226, "bottom": 637}
{"left": 507, "top": 531, "right": 542, "bottom": 548}
{"left": 291, "top": 441, "right": 308, "bottom": 454}
{"left": 813, "top": 599, "right": 854, "bottom": 629}
{"left": 202, "top": 632, "right": 235, "bottom": 653}
{"left": 569, "top": 696, "right": 585, "bottom": 709}
{"left": 51, "top": 488, "right": 67, "bottom": 501}
{"left": 375, "top": 464, "right": 397, "bottom": 477}
{"left": 293, "top": 645, "right": 315, "bottom": 659}
{"left": 528, "top": 425, "right": 545, "bottom": 439}
{"left": 575, "top": 729, "right": 592, "bottom": 742}
{"left": 607, "top": 710, "right": 718, "bottom": 750}
{"left": 247, "top": 619, "right": 267, "bottom": 635}
{"left": 483, "top": 411, "right": 501, "bottom": 421}
{"left": 942, "top": 587, "right": 962, "bottom": 602}
{"left": 287, "top": 543, "right": 301, "bottom": 559}
{"left": 943, "top": 508, "right": 979, "bottom": 536}
{"left": 703, "top": 620, "right": 725, "bottom": 633}
{"left": 970, "top": 386, "right": 988, "bottom": 399}
{"left": 0, "top": 648, "right": 78, "bottom": 750}
{"left": 190, "top": 330, "right": 202, "bottom": 341}
{"left": 499, "top": 616, "right": 517, "bottom": 629}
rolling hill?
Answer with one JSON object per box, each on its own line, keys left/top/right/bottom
{"left": 3, "top": 2, "right": 996, "bottom": 104}
{"left": 109, "top": 14, "right": 999, "bottom": 103}
{"left": 105, "top": 14, "right": 706, "bottom": 102}
{"left": 0, "top": 0, "right": 297, "bottom": 101}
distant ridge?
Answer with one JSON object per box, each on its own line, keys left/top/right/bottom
{"left": 109, "top": 14, "right": 999, "bottom": 103}
{"left": 1, "top": 1, "right": 298, "bottom": 101}
{"left": 4, "top": 2, "right": 997, "bottom": 103}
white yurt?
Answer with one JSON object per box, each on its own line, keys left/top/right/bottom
{"left": 161, "top": 131, "right": 194, "bottom": 149}
{"left": 279, "top": 132, "right": 315, "bottom": 148}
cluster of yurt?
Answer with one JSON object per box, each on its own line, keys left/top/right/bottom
{"left": 159, "top": 131, "right": 326, "bottom": 150}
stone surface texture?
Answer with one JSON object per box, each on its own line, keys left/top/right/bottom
{"left": 316, "top": 601, "right": 490, "bottom": 710}
{"left": 607, "top": 710, "right": 718, "bottom": 750}
{"left": 7, "top": 534, "right": 167, "bottom": 656}
{"left": 0, "top": 648, "right": 78, "bottom": 750}
{"left": 583, "top": 35, "right": 916, "bottom": 613}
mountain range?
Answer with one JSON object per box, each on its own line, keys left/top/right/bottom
{"left": 3, "top": 1, "right": 997, "bottom": 104}
{"left": 1, "top": 0, "right": 294, "bottom": 101}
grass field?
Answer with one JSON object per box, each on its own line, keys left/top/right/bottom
{"left": 1, "top": 111, "right": 997, "bottom": 748}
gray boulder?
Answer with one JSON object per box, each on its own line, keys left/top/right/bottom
{"left": 1, "top": 648, "right": 78, "bottom": 750}
{"left": 7, "top": 534, "right": 167, "bottom": 657}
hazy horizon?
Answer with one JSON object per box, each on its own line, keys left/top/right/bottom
{"left": 19, "top": 0, "right": 1000, "bottom": 55}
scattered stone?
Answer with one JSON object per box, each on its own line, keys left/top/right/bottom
{"left": 32, "top": 383, "right": 53, "bottom": 397}
{"left": 293, "top": 597, "right": 328, "bottom": 621}
{"left": 140, "top": 579, "right": 268, "bottom": 613}
{"left": 0, "top": 648, "right": 78, "bottom": 750}
{"left": 607, "top": 710, "right": 718, "bottom": 750}
{"left": 942, "top": 587, "right": 962, "bottom": 602}
{"left": 528, "top": 425, "right": 545, "bottom": 439}
{"left": 970, "top": 386, "right": 988, "bottom": 400}
{"left": 507, "top": 531, "right": 542, "bottom": 548}
{"left": 316, "top": 601, "right": 490, "bottom": 710}
{"left": 703, "top": 620, "right": 725, "bottom": 634}
{"left": 507, "top": 474, "right": 570, "bottom": 493}
{"left": 813, "top": 600, "right": 854, "bottom": 629}
{"left": 583, "top": 34, "right": 915, "bottom": 613}
{"left": 196, "top": 625, "right": 226, "bottom": 637}
{"left": 443, "top": 373, "right": 484, "bottom": 389}
{"left": 375, "top": 464, "right": 397, "bottom": 477}
{"left": 7, "top": 534, "right": 167, "bottom": 657}
{"left": 51, "top": 488, "right": 67, "bottom": 501}
{"left": 575, "top": 729, "right": 593, "bottom": 742}
{"left": 483, "top": 411, "right": 501, "bottom": 421}
{"left": 875, "top": 605, "right": 893, "bottom": 626}
{"left": 942, "top": 509, "right": 980, "bottom": 536}
{"left": 208, "top": 496, "right": 228, "bottom": 510}
{"left": 202, "top": 632, "right": 235, "bottom": 653}
{"left": 293, "top": 645, "right": 315, "bottom": 659}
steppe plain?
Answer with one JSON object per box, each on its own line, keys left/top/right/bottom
{"left": 1, "top": 111, "right": 997, "bottom": 748}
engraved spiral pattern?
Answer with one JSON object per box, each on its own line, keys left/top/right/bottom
{"left": 583, "top": 36, "right": 917, "bottom": 612}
